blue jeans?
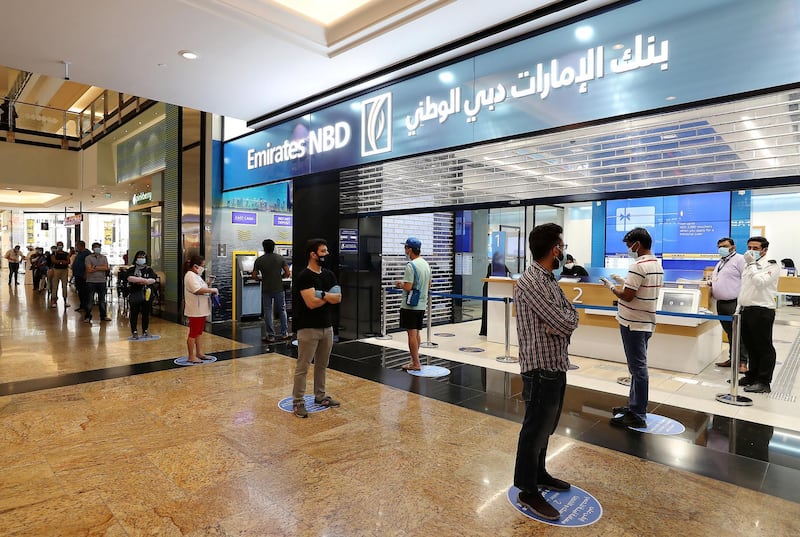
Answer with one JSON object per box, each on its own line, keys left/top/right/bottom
{"left": 620, "top": 325, "right": 652, "bottom": 419}
{"left": 262, "top": 290, "right": 288, "bottom": 337}
{"left": 513, "top": 369, "right": 566, "bottom": 493}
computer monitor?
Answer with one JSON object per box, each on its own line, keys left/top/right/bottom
{"left": 656, "top": 288, "right": 700, "bottom": 314}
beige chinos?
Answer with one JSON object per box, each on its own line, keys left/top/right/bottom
{"left": 292, "top": 327, "right": 333, "bottom": 404}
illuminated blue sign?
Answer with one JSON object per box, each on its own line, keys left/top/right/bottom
{"left": 223, "top": 0, "right": 800, "bottom": 191}
{"left": 232, "top": 212, "right": 257, "bottom": 225}
{"left": 273, "top": 214, "right": 293, "bottom": 227}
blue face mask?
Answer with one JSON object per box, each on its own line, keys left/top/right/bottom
{"left": 93, "top": 248, "right": 101, "bottom": 254}
{"left": 718, "top": 247, "right": 730, "bottom": 257}
{"left": 136, "top": 258, "right": 146, "bottom": 266}
{"left": 746, "top": 249, "right": 761, "bottom": 262}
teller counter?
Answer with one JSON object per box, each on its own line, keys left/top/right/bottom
{"left": 483, "top": 277, "right": 721, "bottom": 374}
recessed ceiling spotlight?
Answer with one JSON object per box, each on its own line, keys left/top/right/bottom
{"left": 665, "top": 96, "right": 677, "bottom": 101}
{"left": 178, "top": 50, "right": 198, "bottom": 60}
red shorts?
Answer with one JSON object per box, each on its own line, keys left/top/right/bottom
{"left": 188, "top": 316, "right": 206, "bottom": 338}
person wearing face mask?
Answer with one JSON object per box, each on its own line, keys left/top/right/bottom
{"left": 395, "top": 237, "right": 432, "bottom": 371}
{"left": 183, "top": 254, "right": 219, "bottom": 363}
{"left": 708, "top": 237, "right": 749, "bottom": 371}
{"left": 45, "top": 245, "right": 57, "bottom": 298}
{"left": 737, "top": 236, "right": 780, "bottom": 394}
{"left": 4, "top": 244, "right": 22, "bottom": 285}
{"left": 512, "top": 223, "right": 578, "bottom": 521}
{"left": 28, "top": 247, "right": 44, "bottom": 291}
{"left": 84, "top": 242, "right": 111, "bottom": 323}
{"left": 601, "top": 227, "right": 664, "bottom": 429}
{"left": 71, "top": 241, "right": 90, "bottom": 312}
{"left": 559, "top": 254, "right": 588, "bottom": 278}
{"left": 50, "top": 241, "right": 71, "bottom": 308}
{"left": 127, "top": 250, "right": 158, "bottom": 340}
{"left": 291, "top": 238, "right": 342, "bottom": 418}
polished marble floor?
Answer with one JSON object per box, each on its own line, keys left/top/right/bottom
{"left": 2, "top": 279, "right": 800, "bottom": 536}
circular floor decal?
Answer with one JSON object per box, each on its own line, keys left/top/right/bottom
{"left": 174, "top": 355, "right": 217, "bottom": 366}
{"left": 459, "top": 347, "right": 485, "bottom": 353}
{"left": 278, "top": 395, "right": 331, "bottom": 414}
{"left": 407, "top": 365, "right": 450, "bottom": 377}
{"left": 617, "top": 376, "right": 631, "bottom": 386}
{"left": 508, "top": 485, "right": 602, "bottom": 527}
{"left": 129, "top": 334, "right": 161, "bottom": 341}
{"left": 611, "top": 412, "right": 686, "bottom": 435}
{"left": 433, "top": 332, "right": 455, "bottom": 337}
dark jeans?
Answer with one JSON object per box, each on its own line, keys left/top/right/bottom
{"left": 513, "top": 369, "right": 566, "bottom": 493}
{"left": 74, "top": 276, "right": 88, "bottom": 310}
{"left": 620, "top": 325, "right": 652, "bottom": 419}
{"left": 740, "top": 306, "right": 776, "bottom": 384}
{"left": 130, "top": 300, "right": 152, "bottom": 333}
{"left": 85, "top": 281, "right": 108, "bottom": 319}
{"left": 716, "top": 298, "right": 749, "bottom": 364}
{"left": 8, "top": 262, "right": 19, "bottom": 283}
{"left": 261, "top": 290, "right": 288, "bottom": 337}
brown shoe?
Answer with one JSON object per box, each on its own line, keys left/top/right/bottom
{"left": 715, "top": 359, "right": 732, "bottom": 367}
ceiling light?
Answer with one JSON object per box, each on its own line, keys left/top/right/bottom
{"left": 574, "top": 26, "right": 594, "bottom": 42}
{"left": 178, "top": 50, "right": 198, "bottom": 60}
{"left": 438, "top": 71, "right": 454, "bottom": 84}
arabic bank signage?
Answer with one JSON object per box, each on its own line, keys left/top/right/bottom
{"left": 223, "top": 0, "right": 800, "bottom": 191}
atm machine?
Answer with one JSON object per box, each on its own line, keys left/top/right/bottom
{"left": 235, "top": 254, "right": 261, "bottom": 320}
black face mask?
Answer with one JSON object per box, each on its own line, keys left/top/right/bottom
{"left": 317, "top": 255, "right": 327, "bottom": 265}
{"left": 553, "top": 247, "right": 564, "bottom": 270}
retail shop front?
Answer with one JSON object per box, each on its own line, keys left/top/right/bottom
{"left": 220, "top": 0, "right": 800, "bottom": 347}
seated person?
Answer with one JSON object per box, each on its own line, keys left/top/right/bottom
{"left": 560, "top": 254, "right": 589, "bottom": 277}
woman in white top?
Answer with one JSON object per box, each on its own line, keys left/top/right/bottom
{"left": 183, "top": 255, "right": 219, "bottom": 363}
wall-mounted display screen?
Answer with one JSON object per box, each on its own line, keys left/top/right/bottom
{"left": 606, "top": 192, "right": 731, "bottom": 269}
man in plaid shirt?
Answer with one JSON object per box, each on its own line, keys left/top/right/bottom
{"left": 513, "top": 223, "right": 579, "bottom": 521}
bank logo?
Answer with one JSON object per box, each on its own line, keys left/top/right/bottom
{"left": 616, "top": 206, "right": 655, "bottom": 231}
{"left": 361, "top": 92, "right": 392, "bottom": 157}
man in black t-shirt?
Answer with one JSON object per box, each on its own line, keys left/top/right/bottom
{"left": 291, "top": 238, "right": 342, "bottom": 418}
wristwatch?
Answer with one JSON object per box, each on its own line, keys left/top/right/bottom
{"left": 320, "top": 290, "right": 326, "bottom": 299}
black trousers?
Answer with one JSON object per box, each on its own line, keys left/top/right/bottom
{"left": 129, "top": 299, "right": 152, "bottom": 333}
{"left": 740, "top": 306, "right": 776, "bottom": 384}
{"left": 8, "top": 262, "right": 19, "bottom": 283}
{"left": 716, "top": 298, "right": 749, "bottom": 363}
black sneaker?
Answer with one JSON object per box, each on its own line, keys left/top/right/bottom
{"left": 132, "top": 332, "right": 139, "bottom": 340}
{"left": 610, "top": 411, "right": 647, "bottom": 429}
{"left": 611, "top": 406, "right": 629, "bottom": 415}
{"left": 537, "top": 473, "right": 570, "bottom": 492}
{"left": 743, "top": 382, "right": 771, "bottom": 393}
{"left": 293, "top": 403, "right": 308, "bottom": 418}
{"left": 517, "top": 490, "right": 559, "bottom": 520}
{"left": 738, "top": 377, "right": 755, "bottom": 387}
{"left": 314, "top": 396, "right": 340, "bottom": 407}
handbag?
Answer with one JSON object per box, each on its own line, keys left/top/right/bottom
{"left": 405, "top": 262, "right": 421, "bottom": 307}
{"left": 211, "top": 294, "right": 222, "bottom": 308}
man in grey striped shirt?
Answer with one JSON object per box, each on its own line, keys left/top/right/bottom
{"left": 513, "top": 223, "right": 579, "bottom": 521}
{"left": 602, "top": 227, "right": 664, "bottom": 429}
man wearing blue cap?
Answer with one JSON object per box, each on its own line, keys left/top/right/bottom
{"left": 395, "top": 237, "right": 431, "bottom": 371}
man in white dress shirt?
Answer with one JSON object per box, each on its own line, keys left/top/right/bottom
{"left": 738, "top": 236, "right": 780, "bottom": 394}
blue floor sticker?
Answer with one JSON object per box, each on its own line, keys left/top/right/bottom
{"left": 407, "top": 365, "right": 450, "bottom": 377}
{"left": 433, "top": 332, "right": 455, "bottom": 337}
{"left": 508, "top": 485, "right": 602, "bottom": 527}
{"left": 459, "top": 347, "right": 485, "bottom": 353}
{"left": 278, "top": 395, "right": 331, "bottom": 414}
{"left": 174, "top": 355, "right": 217, "bottom": 366}
{"left": 628, "top": 413, "right": 685, "bottom": 435}
{"left": 128, "top": 334, "right": 161, "bottom": 341}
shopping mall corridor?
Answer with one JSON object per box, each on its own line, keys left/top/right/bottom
{"left": 1, "top": 279, "right": 799, "bottom": 536}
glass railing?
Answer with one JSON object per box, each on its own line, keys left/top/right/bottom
{"left": 1, "top": 90, "right": 149, "bottom": 147}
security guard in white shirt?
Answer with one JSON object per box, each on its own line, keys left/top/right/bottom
{"left": 738, "top": 236, "right": 780, "bottom": 394}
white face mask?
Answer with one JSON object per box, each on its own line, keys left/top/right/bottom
{"left": 564, "top": 263, "right": 575, "bottom": 270}
{"left": 196, "top": 265, "right": 205, "bottom": 276}
{"left": 627, "top": 245, "right": 639, "bottom": 259}
{"left": 745, "top": 249, "right": 761, "bottom": 262}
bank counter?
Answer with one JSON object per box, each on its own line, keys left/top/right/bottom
{"left": 484, "top": 277, "right": 720, "bottom": 374}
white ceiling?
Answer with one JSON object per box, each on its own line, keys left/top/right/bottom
{"left": 0, "top": 0, "right": 618, "bottom": 125}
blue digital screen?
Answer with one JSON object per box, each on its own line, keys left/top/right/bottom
{"left": 606, "top": 192, "right": 730, "bottom": 268}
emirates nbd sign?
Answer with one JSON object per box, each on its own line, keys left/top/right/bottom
{"left": 223, "top": 0, "right": 800, "bottom": 191}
